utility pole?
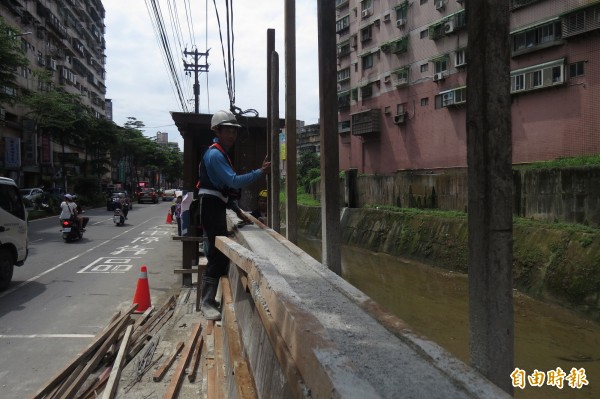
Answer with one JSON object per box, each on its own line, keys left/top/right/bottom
{"left": 183, "top": 49, "right": 209, "bottom": 114}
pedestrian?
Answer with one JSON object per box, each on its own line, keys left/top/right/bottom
{"left": 174, "top": 195, "right": 183, "bottom": 236}
{"left": 250, "top": 189, "right": 268, "bottom": 224}
{"left": 198, "top": 109, "right": 271, "bottom": 320}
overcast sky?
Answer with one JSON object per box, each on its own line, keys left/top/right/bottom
{"left": 102, "top": 0, "right": 320, "bottom": 149}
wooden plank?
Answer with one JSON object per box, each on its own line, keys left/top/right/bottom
{"left": 153, "top": 341, "right": 185, "bottom": 382}
{"left": 172, "top": 236, "right": 205, "bottom": 241}
{"left": 102, "top": 324, "right": 134, "bottom": 399}
{"left": 58, "top": 317, "right": 131, "bottom": 399}
{"left": 27, "top": 304, "right": 137, "bottom": 399}
{"left": 213, "top": 323, "right": 224, "bottom": 399}
{"left": 76, "top": 366, "right": 111, "bottom": 399}
{"left": 187, "top": 335, "right": 204, "bottom": 383}
{"left": 162, "top": 323, "right": 202, "bottom": 399}
{"left": 221, "top": 278, "right": 258, "bottom": 399}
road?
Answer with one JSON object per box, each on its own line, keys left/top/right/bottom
{"left": 0, "top": 200, "right": 182, "bottom": 398}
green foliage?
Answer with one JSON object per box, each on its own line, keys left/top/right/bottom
{"left": 515, "top": 155, "right": 600, "bottom": 170}
{"left": 0, "top": 16, "right": 28, "bottom": 105}
{"left": 297, "top": 150, "right": 320, "bottom": 191}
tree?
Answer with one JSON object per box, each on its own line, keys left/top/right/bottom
{"left": 298, "top": 150, "right": 321, "bottom": 191}
{"left": 0, "top": 16, "right": 29, "bottom": 105}
{"left": 21, "top": 89, "right": 90, "bottom": 191}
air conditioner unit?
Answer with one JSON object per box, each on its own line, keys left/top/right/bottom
{"left": 395, "top": 77, "right": 408, "bottom": 86}
{"left": 383, "top": 13, "right": 391, "bottom": 22}
{"left": 37, "top": 56, "right": 46, "bottom": 66}
{"left": 433, "top": 72, "right": 445, "bottom": 82}
{"left": 384, "top": 75, "right": 391, "bottom": 83}
{"left": 396, "top": 18, "right": 406, "bottom": 28}
{"left": 47, "top": 58, "right": 57, "bottom": 71}
{"left": 442, "top": 92, "right": 455, "bottom": 106}
{"left": 435, "top": 0, "right": 444, "bottom": 10}
{"left": 384, "top": 106, "right": 391, "bottom": 114}
{"left": 361, "top": 9, "right": 370, "bottom": 18}
{"left": 444, "top": 21, "right": 455, "bottom": 34}
{"left": 394, "top": 113, "right": 406, "bottom": 124}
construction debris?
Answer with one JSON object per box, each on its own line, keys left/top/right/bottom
{"left": 28, "top": 296, "right": 177, "bottom": 399}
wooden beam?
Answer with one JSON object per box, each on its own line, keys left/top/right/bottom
{"left": 162, "top": 323, "right": 202, "bottom": 399}
{"left": 153, "top": 341, "right": 185, "bottom": 382}
{"left": 221, "top": 278, "right": 258, "bottom": 398}
{"left": 102, "top": 324, "right": 134, "bottom": 399}
{"left": 187, "top": 335, "right": 204, "bottom": 383}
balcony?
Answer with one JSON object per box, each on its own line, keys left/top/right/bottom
{"left": 351, "top": 109, "right": 380, "bottom": 136}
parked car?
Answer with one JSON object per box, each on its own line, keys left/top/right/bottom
{"left": 107, "top": 191, "right": 133, "bottom": 211}
{"left": 162, "top": 189, "right": 176, "bottom": 201}
{"left": 138, "top": 188, "right": 158, "bottom": 204}
{"left": 20, "top": 188, "right": 44, "bottom": 204}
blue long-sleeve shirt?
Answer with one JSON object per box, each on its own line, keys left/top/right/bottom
{"left": 202, "top": 139, "right": 263, "bottom": 190}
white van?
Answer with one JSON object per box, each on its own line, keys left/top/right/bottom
{"left": 0, "top": 177, "right": 28, "bottom": 290}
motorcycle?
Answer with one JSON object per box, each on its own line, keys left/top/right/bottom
{"left": 61, "top": 218, "right": 83, "bottom": 242}
{"left": 113, "top": 207, "right": 125, "bottom": 226}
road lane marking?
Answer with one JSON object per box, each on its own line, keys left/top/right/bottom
{"left": 0, "top": 334, "right": 95, "bottom": 339}
{"left": 0, "top": 219, "right": 158, "bottom": 299}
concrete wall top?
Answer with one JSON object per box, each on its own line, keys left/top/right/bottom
{"left": 228, "top": 215, "right": 511, "bottom": 398}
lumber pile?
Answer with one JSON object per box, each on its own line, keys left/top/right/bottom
{"left": 29, "top": 296, "right": 177, "bottom": 399}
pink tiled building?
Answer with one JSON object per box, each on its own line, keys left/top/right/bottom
{"left": 336, "top": 0, "right": 600, "bottom": 174}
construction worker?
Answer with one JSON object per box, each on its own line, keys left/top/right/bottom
{"left": 198, "top": 109, "right": 271, "bottom": 320}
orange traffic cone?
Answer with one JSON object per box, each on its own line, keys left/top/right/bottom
{"left": 166, "top": 211, "right": 173, "bottom": 224}
{"left": 132, "top": 265, "right": 151, "bottom": 313}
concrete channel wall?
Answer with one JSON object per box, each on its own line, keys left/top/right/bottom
{"left": 216, "top": 213, "right": 511, "bottom": 399}
{"left": 311, "top": 166, "right": 600, "bottom": 227}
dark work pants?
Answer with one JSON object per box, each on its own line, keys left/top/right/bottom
{"left": 201, "top": 195, "right": 229, "bottom": 279}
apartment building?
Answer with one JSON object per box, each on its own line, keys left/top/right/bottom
{"left": 336, "top": 0, "right": 600, "bottom": 174}
{"left": 0, "top": 0, "right": 107, "bottom": 186}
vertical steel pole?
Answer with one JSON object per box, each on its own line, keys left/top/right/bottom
{"left": 284, "top": 0, "right": 297, "bottom": 243}
{"left": 467, "top": 0, "right": 514, "bottom": 394}
{"left": 270, "top": 51, "right": 281, "bottom": 233}
{"left": 267, "top": 29, "right": 275, "bottom": 227}
{"left": 317, "top": 0, "right": 341, "bottom": 274}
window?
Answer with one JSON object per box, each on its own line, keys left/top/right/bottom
{"left": 338, "top": 91, "right": 351, "bottom": 109}
{"left": 396, "top": 103, "right": 407, "bottom": 115}
{"left": 338, "top": 40, "right": 351, "bottom": 57}
{"left": 361, "top": 83, "right": 373, "bottom": 99}
{"left": 511, "top": 21, "right": 562, "bottom": 55}
{"left": 395, "top": 2, "right": 408, "bottom": 21}
{"left": 362, "top": 53, "right": 374, "bottom": 69}
{"left": 361, "top": 26, "right": 372, "bottom": 42}
{"left": 421, "top": 97, "right": 429, "bottom": 106}
{"left": 455, "top": 49, "right": 467, "bottom": 67}
{"left": 420, "top": 29, "right": 429, "bottom": 39}
{"left": 337, "top": 67, "right": 350, "bottom": 82}
{"left": 394, "top": 67, "right": 409, "bottom": 86}
{"left": 510, "top": 58, "right": 566, "bottom": 93}
{"left": 569, "top": 61, "right": 585, "bottom": 78}
{"left": 336, "top": 15, "right": 350, "bottom": 33}
{"left": 420, "top": 64, "right": 429, "bottom": 73}
{"left": 420, "top": 0, "right": 428, "bottom": 4}
{"left": 361, "top": 0, "right": 373, "bottom": 12}
{"left": 433, "top": 58, "right": 448, "bottom": 73}
{"left": 436, "top": 87, "right": 467, "bottom": 108}
{"left": 561, "top": 4, "right": 600, "bottom": 38}
{"left": 512, "top": 74, "right": 525, "bottom": 92}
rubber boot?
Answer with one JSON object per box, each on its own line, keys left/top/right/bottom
{"left": 201, "top": 276, "right": 221, "bottom": 320}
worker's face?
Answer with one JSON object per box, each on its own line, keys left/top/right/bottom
{"left": 216, "top": 126, "right": 238, "bottom": 148}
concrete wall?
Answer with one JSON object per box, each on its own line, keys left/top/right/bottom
{"left": 311, "top": 166, "right": 600, "bottom": 227}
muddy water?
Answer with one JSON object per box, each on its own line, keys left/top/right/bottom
{"left": 298, "top": 235, "right": 600, "bottom": 399}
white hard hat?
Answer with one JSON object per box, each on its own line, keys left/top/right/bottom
{"left": 211, "top": 109, "right": 241, "bottom": 131}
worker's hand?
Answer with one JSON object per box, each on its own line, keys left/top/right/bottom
{"left": 261, "top": 156, "right": 272, "bottom": 174}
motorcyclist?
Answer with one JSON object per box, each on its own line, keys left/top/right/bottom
{"left": 59, "top": 194, "right": 79, "bottom": 228}
{"left": 118, "top": 193, "right": 130, "bottom": 219}
{"left": 71, "top": 194, "right": 88, "bottom": 231}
